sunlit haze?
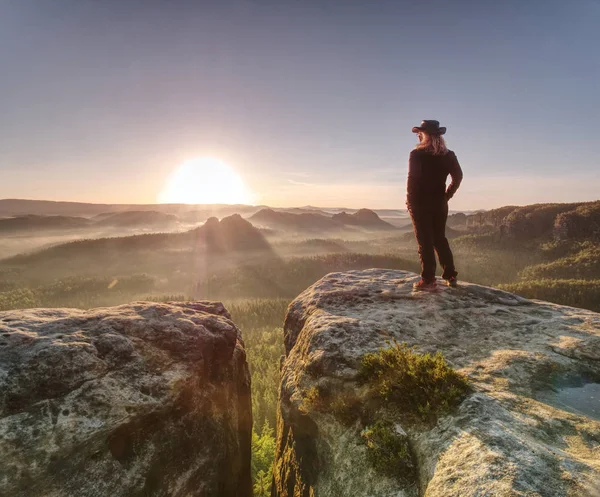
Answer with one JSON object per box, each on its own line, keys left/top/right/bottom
{"left": 1, "top": 0, "right": 599, "bottom": 210}
{"left": 158, "top": 157, "right": 255, "bottom": 205}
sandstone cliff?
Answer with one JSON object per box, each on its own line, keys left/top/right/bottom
{"left": 272, "top": 269, "right": 600, "bottom": 496}
{"left": 0, "top": 301, "right": 252, "bottom": 497}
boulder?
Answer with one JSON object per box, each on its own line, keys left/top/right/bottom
{"left": 272, "top": 269, "right": 600, "bottom": 497}
{"left": 0, "top": 301, "right": 252, "bottom": 497}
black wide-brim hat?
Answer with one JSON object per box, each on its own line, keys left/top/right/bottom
{"left": 412, "top": 120, "right": 446, "bottom": 135}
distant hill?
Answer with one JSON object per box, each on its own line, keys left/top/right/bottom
{"left": 461, "top": 201, "right": 600, "bottom": 241}
{"left": 1, "top": 198, "right": 411, "bottom": 221}
{"left": 93, "top": 211, "right": 180, "bottom": 228}
{"left": 250, "top": 208, "right": 396, "bottom": 232}
{"left": 0, "top": 199, "right": 265, "bottom": 218}
{"left": 274, "top": 207, "right": 331, "bottom": 217}
{"left": 91, "top": 212, "right": 116, "bottom": 221}
{"left": 250, "top": 209, "right": 336, "bottom": 232}
{"left": 2, "top": 214, "right": 272, "bottom": 267}
{"left": 0, "top": 199, "right": 142, "bottom": 217}
{"left": 331, "top": 209, "right": 396, "bottom": 230}
{"left": 0, "top": 215, "right": 91, "bottom": 234}
{"left": 178, "top": 206, "right": 266, "bottom": 223}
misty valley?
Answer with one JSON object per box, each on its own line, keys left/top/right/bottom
{"left": 1, "top": 199, "right": 599, "bottom": 311}
{"left": 1, "top": 199, "right": 599, "bottom": 495}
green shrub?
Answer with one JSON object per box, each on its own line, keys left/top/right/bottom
{"left": 300, "top": 343, "right": 470, "bottom": 426}
{"left": 499, "top": 279, "right": 600, "bottom": 312}
{"left": 361, "top": 420, "right": 415, "bottom": 481}
{"left": 359, "top": 342, "right": 470, "bottom": 423}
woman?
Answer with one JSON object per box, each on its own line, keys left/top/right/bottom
{"left": 406, "top": 120, "right": 463, "bottom": 290}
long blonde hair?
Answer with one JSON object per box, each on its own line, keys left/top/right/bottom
{"left": 415, "top": 133, "right": 448, "bottom": 155}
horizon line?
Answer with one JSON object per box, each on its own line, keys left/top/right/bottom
{"left": 3, "top": 197, "right": 599, "bottom": 213}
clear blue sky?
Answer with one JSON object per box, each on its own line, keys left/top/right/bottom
{"left": 1, "top": 0, "right": 598, "bottom": 209}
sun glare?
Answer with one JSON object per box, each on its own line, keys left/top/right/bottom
{"left": 158, "top": 157, "right": 255, "bottom": 204}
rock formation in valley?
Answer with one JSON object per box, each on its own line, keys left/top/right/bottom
{"left": 192, "top": 213, "right": 274, "bottom": 254}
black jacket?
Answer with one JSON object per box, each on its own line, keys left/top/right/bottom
{"left": 406, "top": 148, "right": 463, "bottom": 207}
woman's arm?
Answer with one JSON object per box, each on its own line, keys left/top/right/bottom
{"left": 446, "top": 152, "right": 463, "bottom": 200}
{"left": 407, "top": 150, "right": 421, "bottom": 199}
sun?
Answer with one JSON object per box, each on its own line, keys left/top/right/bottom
{"left": 158, "top": 157, "right": 255, "bottom": 204}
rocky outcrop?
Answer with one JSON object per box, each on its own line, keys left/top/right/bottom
{"left": 0, "top": 301, "right": 252, "bottom": 497}
{"left": 193, "top": 213, "right": 274, "bottom": 254}
{"left": 273, "top": 269, "right": 600, "bottom": 497}
{"left": 331, "top": 208, "right": 396, "bottom": 230}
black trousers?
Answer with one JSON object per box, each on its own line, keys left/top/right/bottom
{"left": 408, "top": 202, "right": 457, "bottom": 282}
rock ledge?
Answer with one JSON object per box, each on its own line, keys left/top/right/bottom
{"left": 273, "top": 269, "right": 600, "bottom": 497}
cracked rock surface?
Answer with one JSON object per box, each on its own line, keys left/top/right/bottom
{"left": 272, "top": 269, "right": 600, "bottom": 497}
{"left": 0, "top": 301, "right": 252, "bottom": 497}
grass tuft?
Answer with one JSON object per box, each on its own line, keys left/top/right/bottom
{"left": 361, "top": 420, "right": 415, "bottom": 481}
{"left": 359, "top": 341, "right": 471, "bottom": 423}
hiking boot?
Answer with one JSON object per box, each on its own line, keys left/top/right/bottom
{"left": 445, "top": 276, "right": 458, "bottom": 288}
{"left": 413, "top": 278, "right": 437, "bottom": 291}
